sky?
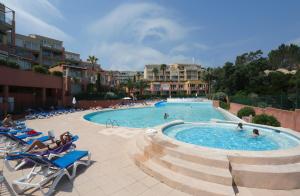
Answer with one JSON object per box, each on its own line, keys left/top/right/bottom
{"left": 1, "top": 0, "right": 300, "bottom": 71}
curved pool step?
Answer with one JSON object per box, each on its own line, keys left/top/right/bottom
{"left": 140, "top": 159, "right": 236, "bottom": 196}
{"left": 231, "top": 162, "right": 300, "bottom": 190}
{"left": 143, "top": 134, "right": 230, "bottom": 169}
{"left": 154, "top": 154, "right": 233, "bottom": 186}
{"left": 228, "top": 154, "right": 300, "bottom": 165}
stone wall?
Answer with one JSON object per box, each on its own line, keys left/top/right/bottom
{"left": 77, "top": 99, "right": 144, "bottom": 109}
{"left": 213, "top": 100, "right": 300, "bottom": 132}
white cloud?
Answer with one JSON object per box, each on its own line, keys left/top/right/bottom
{"left": 1, "top": 0, "right": 71, "bottom": 41}
{"left": 88, "top": 2, "right": 204, "bottom": 70}
{"left": 171, "top": 43, "right": 209, "bottom": 54}
{"left": 92, "top": 42, "right": 192, "bottom": 71}
{"left": 89, "top": 3, "right": 187, "bottom": 42}
{"left": 288, "top": 37, "right": 300, "bottom": 45}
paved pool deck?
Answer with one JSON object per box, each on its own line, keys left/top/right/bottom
{"left": 1, "top": 109, "right": 300, "bottom": 196}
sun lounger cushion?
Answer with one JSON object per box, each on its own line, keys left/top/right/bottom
{"left": 27, "top": 136, "right": 50, "bottom": 145}
{"left": 52, "top": 150, "right": 88, "bottom": 169}
{"left": 16, "top": 132, "right": 42, "bottom": 139}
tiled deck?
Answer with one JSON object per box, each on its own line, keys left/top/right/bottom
{"left": 0, "top": 110, "right": 189, "bottom": 196}
{"left": 1, "top": 110, "right": 300, "bottom": 195}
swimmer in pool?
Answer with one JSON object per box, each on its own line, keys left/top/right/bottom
{"left": 252, "top": 129, "right": 260, "bottom": 137}
{"left": 236, "top": 123, "right": 243, "bottom": 131}
{"left": 164, "top": 113, "right": 169, "bottom": 119}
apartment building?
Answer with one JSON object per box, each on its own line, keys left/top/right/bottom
{"left": 0, "top": 4, "right": 33, "bottom": 70}
{"left": 65, "top": 51, "right": 81, "bottom": 65}
{"left": 144, "top": 64, "right": 208, "bottom": 96}
{"left": 15, "top": 34, "right": 64, "bottom": 68}
{"left": 49, "top": 64, "right": 89, "bottom": 95}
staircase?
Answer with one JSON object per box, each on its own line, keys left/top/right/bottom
{"left": 128, "top": 131, "right": 300, "bottom": 195}
{"left": 128, "top": 133, "right": 237, "bottom": 196}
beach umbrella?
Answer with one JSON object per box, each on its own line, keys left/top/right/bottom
{"left": 72, "top": 97, "right": 77, "bottom": 105}
{"left": 122, "top": 97, "right": 132, "bottom": 100}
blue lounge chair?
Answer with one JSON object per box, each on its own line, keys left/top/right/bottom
{"left": 11, "top": 150, "right": 91, "bottom": 195}
{"left": 0, "top": 132, "right": 49, "bottom": 153}
{"left": 4, "top": 135, "right": 79, "bottom": 171}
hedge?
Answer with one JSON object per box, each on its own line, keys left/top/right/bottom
{"left": 252, "top": 114, "right": 280, "bottom": 127}
{"left": 237, "top": 107, "right": 256, "bottom": 118}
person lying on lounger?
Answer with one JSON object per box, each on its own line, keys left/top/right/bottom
{"left": 2, "top": 114, "right": 16, "bottom": 127}
{"left": 25, "top": 132, "right": 73, "bottom": 153}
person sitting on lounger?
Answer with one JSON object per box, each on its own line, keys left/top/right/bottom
{"left": 25, "top": 132, "right": 72, "bottom": 153}
{"left": 2, "top": 114, "right": 16, "bottom": 127}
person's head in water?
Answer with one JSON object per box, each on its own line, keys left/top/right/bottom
{"left": 164, "top": 113, "right": 168, "bottom": 119}
{"left": 253, "top": 129, "right": 259, "bottom": 136}
{"left": 237, "top": 123, "right": 243, "bottom": 129}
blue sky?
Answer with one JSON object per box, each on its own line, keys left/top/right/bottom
{"left": 2, "top": 0, "right": 300, "bottom": 70}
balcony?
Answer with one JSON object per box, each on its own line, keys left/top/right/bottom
{"left": 0, "top": 7, "right": 14, "bottom": 32}
{"left": 0, "top": 44, "right": 34, "bottom": 60}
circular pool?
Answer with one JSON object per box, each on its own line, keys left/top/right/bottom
{"left": 84, "top": 102, "right": 225, "bottom": 128}
{"left": 163, "top": 123, "right": 300, "bottom": 151}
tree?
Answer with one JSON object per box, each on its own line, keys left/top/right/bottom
{"left": 152, "top": 67, "right": 159, "bottom": 81}
{"left": 268, "top": 44, "right": 300, "bottom": 70}
{"left": 136, "top": 80, "right": 149, "bottom": 96}
{"left": 125, "top": 79, "right": 134, "bottom": 96}
{"left": 160, "top": 64, "right": 167, "bottom": 81}
{"left": 32, "top": 65, "right": 49, "bottom": 74}
{"left": 96, "top": 73, "right": 102, "bottom": 92}
{"left": 87, "top": 55, "right": 98, "bottom": 69}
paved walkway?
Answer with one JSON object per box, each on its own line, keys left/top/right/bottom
{"left": 1, "top": 110, "right": 299, "bottom": 196}
{"left": 0, "top": 110, "right": 189, "bottom": 196}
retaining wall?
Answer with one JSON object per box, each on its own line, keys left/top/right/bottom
{"left": 77, "top": 99, "right": 144, "bottom": 109}
{"left": 212, "top": 100, "right": 300, "bottom": 132}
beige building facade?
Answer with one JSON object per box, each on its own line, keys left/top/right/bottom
{"left": 144, "top": 64, "right": 208, "bottom": 96}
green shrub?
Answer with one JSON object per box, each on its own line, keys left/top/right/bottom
{"left": 237, "top": 107, "right": 256, "bottom": 118}
{"left": 253, "top": 114, "right": 280, "bottom": 127}
{"left": 0, "top": 59, "right": 20, "bottom": 69}
{"left": 7, "top": 61, "right": 20, "bottom": 69}
{"left": 257, "top": 102, "right": 268, "bottom": 108}
{"left": 33, "top": 65, "right": 49, "bottom": 74}
{"left": 51, "top": 71, "right": 63, "bottom": 77}
{"left": 212, "top": 92, "right": 227, "bottom": 102}
{"left": 220, "top": 101, "right": 230, "bottom": 110}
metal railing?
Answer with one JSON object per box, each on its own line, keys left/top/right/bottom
{"left": 105, "top": 119, "right": 119, "bottom": 128}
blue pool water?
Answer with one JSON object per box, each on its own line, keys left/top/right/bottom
{"left": 163, "top": 123, "right": 300, "bottom": 151}
{"left": 84, "top": 102, "right": 225, "bottom": 128}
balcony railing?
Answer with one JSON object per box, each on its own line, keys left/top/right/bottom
{"left": 0, "top": 44, "right": 34, "bottom": 60}
{"left": 0, "top": 8, "right": 14, "bottom": 27}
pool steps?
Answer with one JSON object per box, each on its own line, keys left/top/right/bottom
{"left": 128, "top": 132, "right": 300, "bottom": 195}
{"left": 230, "top": 162, "right": 300, "bottom": 189}
{"left": 130, "top": 133, "right": 236, "bottom": 196}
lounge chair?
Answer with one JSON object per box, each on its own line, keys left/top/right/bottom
{"left": 11, "top": 150, "right": 91, "bottom": 195}
{"left": 0, "top": 132, "right": 49, "bottom": 153}
{"left": 4, "top": 135, "right": 79, "bottom": 171}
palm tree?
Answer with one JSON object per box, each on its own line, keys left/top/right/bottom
{"left": 160, "top": 64, "right": 167, "bottom": 81}
{"left": 125, "top": 79, "right": 134, "bottom": 96}
{"left": 152, "top": 67, "right": 159, "bottom": 81}
{"left": 203, "top": 68, "right": 213, "bottom": 96}
{"left": 87, "top": 55, "right": 98, "bottom": 70}
{"left": 136, "top": 80, "right": 149, "bottom": 96}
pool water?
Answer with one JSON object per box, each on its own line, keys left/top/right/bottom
{"left": 84, "top": 102, "right": 225, "bottom": 128}
{"left": 163, "top": 123, "right": 300, "bottom": 151}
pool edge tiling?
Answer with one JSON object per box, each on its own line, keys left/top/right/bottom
{"left": 163, "top": 122, "right": 300, "bottom": 151}
{"left": 83, "top": 102, "right": 226, "bottom": 128}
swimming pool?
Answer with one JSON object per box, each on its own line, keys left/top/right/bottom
{"left": 163, "top": 123, "right": 300, "bottom": 151}
{"left": 84, "top": 102, "right": 225, "bottom": 128}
